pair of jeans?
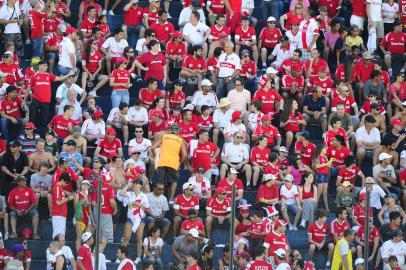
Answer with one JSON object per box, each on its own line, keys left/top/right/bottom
{"left": 262, "top": 0, "right": 284, "bottom": 27}
{"left": 111, "top": 90, "right": 130, "bottom": 108}
{"left": 125, "top": 24, "right": 144, "bottom": 51}
{"left": 29, "top": 99, "right": 50, "bottom": 136}
{"left": 215, "top": 77, "right": 235, "bottom": 98}
{"left": 0, "top": 117, "right": 24, "bottom": 142}
{"left": 58, "top": 65, "right": 72, "bottom": 76}
{"left": 32, "top": 37, "right": 44, "bottom": 58}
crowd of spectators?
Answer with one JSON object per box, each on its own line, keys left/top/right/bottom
{"left": 0, "top": 0, "right": 405, "bottom": 268}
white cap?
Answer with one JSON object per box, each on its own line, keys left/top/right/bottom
{"left": 183, "top": 182, "right": 193, "bottom": 190}
{"left": 201, "top": 79, "right": 213, "bottom": 86}
{"left": 184, "top": 104, "right": 195, "bottom": 111}
{"left": 267, "top": 16, "right": 276, "bottom": 22}
{"left": 264, "top": 174, "right": 277, "bottom": 181}
{"left": 365, "top": 177, "right": 375, "bottom": 184}
{"left": 275, "top": 248, "right": 286, "bottom": 257}
{"left": 379, "top": 152, "right": 392, "bottom": 161}
{"left": 266, "top": 67, "right": 278, "bottom": 74}
{"left": 82, "top": 232, "right": 93, "bottom": 242}
{"left": 229, "top": 168, "right": 238, "bottom": 174}
{"left": 188, "top": 228, "right": 199, "bottom": 238}
{"left": 279, "top": 146, "right": 287, "bottom": 153}
{"left": 81, "top": 180, "right": 91, "bottom": 186}
{"left": 284, "top": 174, "right": 294, "bottom": 182}
{"left": 124, "top": 158, "right": 136, "bottom": 168}
{"left": 3, "top": 51, "right": 13, "bottom": 56}
{"left": 355, "top": 258, "right": 364, "bottom": 265}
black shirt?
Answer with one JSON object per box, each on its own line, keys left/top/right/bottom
{"left": 1, "top": 150, "right": 29, "bottom": 177}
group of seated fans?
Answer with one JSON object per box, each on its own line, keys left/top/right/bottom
{"left": 0, "top": 0, "right": 405, "bottom": 268}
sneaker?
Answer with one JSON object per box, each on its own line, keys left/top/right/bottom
{"left": 102, "top": 9, "right": 107, "bottom": 15}
{"left": 33, "top": 233, "right": 40, "bottom": 240}
{"left": 108, "top": 10, "right": 115, "bottom": 15}
{"left": 261, "top": 67, "right": 267, "bottom": 75}
{"left": 4, "top": 232, "right": 8, "bottom": 240}
{"left": 88, "top": 90, "right": 98, "bottom": 97}
{"left": 25, "top": 39, "right": 31, "bottom": 45}
{"left": 115, "top": 258, "right": 120, "bottom": 264}
{"left": 292, "top": 225, "right": 298, "bottom": 231}
{"left": 9, "top": 232, "right": 17, "bottom": 239}
{"left": 326, "top": 261, "right": 330, "bottom": 269}
{"left": 288, "top": 224, "right": 293, "bottom": 230}
{"left": 134, "top": 257, "right": 141, "bottom": 264}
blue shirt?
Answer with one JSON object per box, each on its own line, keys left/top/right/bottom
{"left": 59, "top": 151, "right": 83, "bottom": 172}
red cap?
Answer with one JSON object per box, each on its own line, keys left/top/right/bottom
{"left": 215, "top": 186, "right": 226, "bottom": 195}
{"left": 265, "top": 205, "right": 279, "bottom": 217}
{"left": 106, "top": 127, "right": 117, "bottom": 135}
{"left": 25, "top": 122, "right": 36, "bottom": 129}
{"left": 391, "top": 117, "right": 403, "bottom": 127}
{"left": 135, "top": 166, "right": 145, "bottom": 174}
{"left": 359, "top": 192, "right": 366, "bottom": 201}
{"left": 231, "top": 111, "right": 242, "bottom": 122}
{"left": 290, "top": 17, "right": 301, "bottom": 25}
{"left": 66, "top": 26, "right": 78, "bottom": 34}
{"left": 274, "top": 219, "right": 287, "bottom": 229}
{"left": 116, "top": 56, "right": 129, "bottom": 64}
{"left": 172, "top": 31, "right": 183, "bottom": 38}
{"left": 262, "top": 114, "right": 272, "bottom": 121}
{"left": 93, "top": 110, "right": 103, "bottom": 117}
{"left": 151, "top": 110, "right": 164, "bottom": 118}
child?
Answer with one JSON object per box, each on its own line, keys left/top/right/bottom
{"left": 44, "top": 130, "right": 59, "bottom": 158}
{"left": 280, "top": 174, "right": 301, "bottom": 231}
{"left": 97, "top": 15, "right": 111, "bottom": 37}
{"left": 248, "top": 208, "right": 268, "bottom": 255}
{"left": 360, "top": 91, "right": 386, "bottom": 115}
{"left": 168, "top": 106, "right": 181, "bottom": 125}
{"left": 248, "top": 101, "right": 264, "bottom": 132}
{"left": 335, "top": 181, "right": 356, "bottom": 213}
{"left": 196, "top": 105, "right": 213, "bottom": 131}
{"left": 315, "top": 145, "right": 331, "bottom": 212}
{"left": 346, "top": 25, "right": 367, "bottom": 52}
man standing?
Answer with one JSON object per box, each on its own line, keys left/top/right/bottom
{"left": 58, "top": 26, "right": 79, "bottom": 75}
{"left": 298, "top": 9, "right": 319, "bottom": 61}
{"left": 77, "top": 232, "right": 94, "bottom": 270}
{"left": 331, "top": 228, "right": 354, "bottom": 270}
{"left": 51, "top": 173, "right": 73, "bottom": 239}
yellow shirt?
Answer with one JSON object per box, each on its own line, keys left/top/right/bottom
{"left": 331, "top": 238, "right": 353, "bottom": 270}
{"left": 157, "top": 133, "right": 183, "bottom": 170}
{"left": 345, "top": 36, "right": 364, "bottom": 47}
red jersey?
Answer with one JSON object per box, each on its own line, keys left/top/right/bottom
{"left": 95, "top": 183, "right": 115, "bottom": 214}
{"left": 207, "top": 0, "right": 225, "bottom": 13}
{"left": 401, "top": 169, "right": 406, "bottom": 185}
{"left": 8, "top": 187, "right": 36, "bottom": 211}
{"left": 338, "top": 166, "right": 361, "bottom": 185}
{"left": 196, "top": 115, "right": 213, "bottom": 130}
{"left": 352, "top": 204, "right": 374, "bottom": 226}
{"left": 165, "top": 41, "right": 187, "bottom": 57}
{"left": 149, "top": 120, "right": 169, "bottom": 135}
{"left": 304, "top": 59, "right": 329, "bottom": 77}
{"left": 259, "top": 27, "right": 282, "bottom": 48}
{"left": 360, "top": 100, "right": 386, "bottom": 114}
{"left": 206, "top": 197, "right": 231, "bottom": 216}
{"left": 139, "top": 88, "right": 162, "bottom": 107}
{"left": 294, "top": 141, "right": 316, "bottom": 167}
{"left": 390, "top": 82, "right": 406, "bottom": 101}
{"left": 52, "top": 168, "right": 78, "bottom": 192}
{"left": 0, "top": 248, "right": 9, "bottom": 269}
{"left": 217, "top": 178, "right": 244, "bottom": 199}
{"left": 0, "top": 96, "right": 23, "bottom": 118}
{"left": 80, "top": 17, "right": 97, "bottom": 34}
{"left": 279, "top": 58, "right": 304, "bottom": 75}
{"left": 250, "top": 146, "right": 271, "bottom": 167}
{"left": 49, "top": 115, "right": 74, "bottom": 138}
{"left": 54, "top": 1, "right": 68, "bottom": 19}
{"left": 252, "top": 89, "right": 282, "bottom": 115}
{"left": 97, "top": 23, "right": 110, "bottom": 36}
{"left": 357, "top": 225, "right": 380, "bottom": 245}
{"left": 252, "top": 124, "right": 281, "bottom": 146}
{"left": 282, "top": 112, "right": 304, "bottom": 132}
{"left": 330, "top": 218, "right": 350, "bottom": 243}
{"left": 331, "top": 94, "right": 356, "bottom": 114}
{"left": 165, "top": 90, "right": 185, "bottom": 108}
{"left": 111, "top": 69, "right": 130, "bottom": 91}
{"left": 123, "top": 5, "right": 143, "bottom": 25}
{"left": 43, "top": 17, "right": 61, "bottom": 33}
{"left": 308, "top": 221, "right": 328, "bottom": 244}
{"left": 249, "top": 219, "right": 270, "bottom": 238}
{"left": 316, "top": 154, "right": 329, "bottom": 174}
{"left": 354, "top": 61, "right": 375, "bottom": 83}
{"left": 181, "top": 218, "right": 205, "bottom": 232}
{"left": 401, "top": 0, "right": 406, "bottom": 25}
{"left": 142, "top": 8, "right": 158, "bottom": 26}
{"left": 179, "top": 121, "right": 199, "bottom": 143}
{"left": 326, "top": 145, "right": 350, "bottom": 167}
{"left": 264, "top": 231, "right": 289, "bottom": 257}
{"left": 30, "top": 72, "right": 56, "bottom": 103}
{"left": 381, "top": 32, "right": 406, "bottom": 54}
{"left": 246, "top": 259, "right": 273, "bottom": 270}
{"left": 77, "top": 244, "right": 93, "bottom": 270}
{"left": 210, "top": 25, "right": 231, "bottom": 41}
{"left": 235, "top": 26, "right": 256, "bottom": 43}
{"left": 187, "top": 263, "right": 202, "bottom": 270}
{"left": 191, "top": 141, "right": 217, "bottom": 171}
{"left": 182, "top": 55, "right": 207, "bottom": 71}
{"left": 283, "top": 11, "right": 304, "bottom": 30}
{"left": 45, "top": 33, "right": 63, "bottom": 48}
{"left": 137, "top": 51, "right": 167, "bottom": 81}
{"left": 324, "top": 128, "right": 348, "bottom": 147}
{"left": 29, "top": 10, "right": 47, "bottom": 39}
{"left": 0, "top": 63, "right": 23, "bottom": 86}
{"left": 308, "top": 75, "right": 334, "bottom": 95}
{"left": 82, "top": 51, "right": 102, "bottom": 74}
{"left": 352, "top": 0, "right": 366, "bottom": 16}
{"left": 257, "top": 183, "right": 279, "bottom": 202}
{"left": 240, "top": 60, "right": 257, "bottom": 79}
{"left": 281, "top": 74, "right": 304, "bottom": 94}
{"left": 207, "top": 56, "right": 218, "bottom": 74}
{"left": 173, "top": 194, "right": 199, "bottom": 216}
{"left": 150, "top": 22, "right": 175, "bottom": 42}
{"left": 97, "top": 138, "right": 122, "bottom": 159}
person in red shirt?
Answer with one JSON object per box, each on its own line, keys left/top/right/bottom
{"left": 135, "top": 39, "right": 167, "bottom": 90}
{"left": 0, "top": 51, "right": 23, "bottom": 90}
{"left": 94, "top": 127, "right": 123, "bottom": 161}
{"left": 179, "top": 109, "right": 200, "bottom": 145}
{"left": 354, "top": 52, "right": 375, "bottom": 101}
{"left": 28, "top": 60, "right": 75, "bottom": 136}
{"left": 304, "top": 49, "right": 330, "bottom": 79}
{"left": 8, "top": 176, "right": 39, "bottom": 240}
{"left": 294, "top": 131, "right": 316, "bottom": 167}
{"left": 264, "top": 219, "right": 289, "bottom": 258}
{"left": 44, "top": 25, "right": 65, "bottom": 73}
{"left": 380, "top": 21, "right": 406, "bottom": 78}
{"left": 77, "top": 232, "right": 94, "bottom": 270}
{"left": 279, "top": 49, "right": 304, "bottom": 76}
{"left": 51, "top": 172, "right": 74, "bottom": 239}
{"left": 352, "top": 192, "right": 373, "bottom": 227}
{"left": 280, "top": 99, "right": 306, "bottom": 150}
{"left": 252, "top": 80, "right": 284, "bottom": 117}
{"left": 116, "top": 245, "right": 136, "bottom": 270}
{"left": 281, "top": 69, "right": 305, "bottom": 100}
{"left": 307, "top": 209, "right": 334, "bottom": 265}
{"left": 336, "top": 155, "right": 365, "bottom": 194}
{"left": 0, "top": 86, "right": 28, "bottom": 142}
{"left": 208, "top": 15, "right": 231, "bottom": 55}
{"left": 139, "top": 77, "right": 162, "bottom": 109}
{"left": 48, "top": 104, "right": 75, "bottom": 144}
{"left": 150, "top": 9, "right": 175, "bottom": 44}
{"left": 180, "top": 45, "right": 207, "bottom": 92}
{"left": 180, "top": 209, "right": 206, "bottom": 236}
{"left": 326, "top": 135, "right": 351, "bottom": 178}
{"left": 224, "top": 0, "right": 242, "bottom": 33}
{"left": 109, "top": 56, "right": 131, "bottom": 109}
{"left": 148, "top": 110, "right": 170, "bottom": 140}
{"left": 235, "top": 17, "right": 258, "bottom": 64}
{"left": 165, "top": 31, "right": 187, "bottom": 79}
{"left": 245, "top": 246, "right": 273, "bottom": 270}
{"left": 330, "top": 207, "right": 351, "bottom": 245}
{"left": 165, "top": 80, "right": 186, "bottom": 109}
{"left": 250, "top": 136, "right": 271, "bottom": 187}
{"left": 123, "top": 0, "right": 145, "bottom": 47}
{"left": 248, "top": 208, "right": 269, "bottom": 253}
{"left": 186, "top": 252, "right": 202, "bottom": 270}
{"left": 252, "top": 114, "right": 281, "bottom": 149}
{"left": 259, "top": 16, "right": 282, "bottom": 69}
{"left": 355, "top": 220, "right": 380, "bottom": 260}
{"left": 80, "top": 6, "right": 98, "bottom": 40}
{"left": 217, "top": 168, "right": 245, "bottom": 201}
{"left": 191, "top": 129, "right": 219, "bottom": 176}
{"left": 257, "top": 173, "right": 280, "bottom": 206}
{"left": 205, "top": 187, "right": 231, "bottom": 236}
{"left": 239, "top": 49, "right": 257, "bottom": 92}
{"left": 324, "top": 116, "right": 350, "bottom": 149}
{"left": 29, "top": 0, "right": 48, "bottom": 58}
{"left": 173, "top": 182, "right": 200, "bottom": 236}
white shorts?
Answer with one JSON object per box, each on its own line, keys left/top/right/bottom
{"left": 350, "top": 15, "right": 365, "bottom": 30}
{"left": 52, "top": 216, "right": 67, "bottom": 239}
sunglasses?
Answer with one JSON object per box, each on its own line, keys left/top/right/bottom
{"left": 157, "top": 188, "right": 164, "bottom": 190}
{"left": 268, "top": 21, "right": 276, "bottom": 24}
{"left": 243, "top": 55, "right": 249, "bottom": 57}
{"left": 127, "top": 51, "right": 134, "bottom": 53}
{"left": 135, "top": 130, "right": 143, "bottom": 133}
{"left": 236, "top": 136, "right": 244, "bottom": 139}
{"left": 25, "top": 128, "right": 33, "bottom": 130}
{"left": 188, "top": 188, "right": 194, "bottom": 191}
{"left": 221, "top": 193, "right": 226, "bottom": 195}
{"left": 235, "top": 84, "right": 242, "bottom": 86}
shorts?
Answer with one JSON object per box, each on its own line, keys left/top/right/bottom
{"left": 58, "top": 65, "right": 72, "bottom": 76}
{"left": 46, "top": 52, "right": 58, "bottom": 61}
{"left": 126, "top": 218, "right": 145, "bottom": 225}
{"left": 145, "top": 215, "right": 171, "bottom": 227}
{"left": 350, "top": 15, "right": 365, "bottom": 30}
{"left": 316, "top": 173, "right": 328, "bottom": 184}
{"left": 97, "top": 213, "right": 113, "bottom": 242}
{"left": 9, "top": 209, "right": 38, "bottom": 218}
{"left": 370, "top": 21, "right": 384, "bottom": 39}
{"left": 76, "top": 221, "right": 87, "bottom": 232}
{"left": 156, "top": 166, "right": 179, "bottom": 186}
{"left": 52, "top": 216, "right": 66, "bottom": 238}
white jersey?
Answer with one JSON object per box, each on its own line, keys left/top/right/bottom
{"left": 55, "top": 83, "right": 83, "bottom": 102}
{"left": 280, "top": 184, "right": 299, "bottom": 205}
{"left": 102, "top": 37, "right": 129, "bottom": 58}
{"left": 58, "top": 37, "right": 76, "bottom": 68}
{"left": 188, "top": 175, "right": 211, "bottom": 197}
{"left": 381, "top": 239, "right": 406, "bottom": 267}
{"left": 127, "top": 106, "right": 148, "bottom": 123}
{"left": 81, "top": 119, "right": 106, "bottom": 137}
{"left": 182, "top": 21, "right": 210, "bottom": 45}
{"left": 221, "top": 142, "right": 249, "bottom": 163}
{"left": 191, "top": 90, "right": 219, "bottom": 109}
{"left": 285, "top": 30, "right": 300, "bottom": 50}
{"left": 382, "top": 2, "right": 399, "bottom": 23}
{"left": 128, "top": 137, "right": 152, "bottom": 159}
{"left": 107, "top": 107, "right": 129, "bottom": 124}
{"left": 298, "top": 18, "right": 319, "bottom": 50}
{"left": 116, "top": 191, "right": 150, "bottom": 219}
{"left": 217, "top": 52, "right": 241, "bottom": 77}
{"left": 367, "top": 0, "right": 383, "bottom": 21}
{"left": 117, "top": 258, "right": 136, "bottom": 270}
{"left": 213, "top": 108, "right": 234, "bottom": 129}
{"left": 223, "top": 123, "right": 247, "bottom": 138}
{"left": 271, "top": 44, "right": 294, "bottom": 68}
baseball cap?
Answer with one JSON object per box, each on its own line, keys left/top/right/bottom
{"left": 16, "top": 175, "right": 26, "bottom": 181}
{"left": 116, "top": 56, "right": 129, "bottom": 64}
{"left": 59, "top": 157, "right": 68, "bottom": 164}
{"left": 188, "top": 228, "right": 199, "bottom": 238}
{"left": 284, "top": 174, "right": 294, "bottom": 182}
{"left": 197, "top": 167, "right": 205, "bottom": 173}
{"left": 391, "top": 117, "right": 403, "bottom": 127}
{"left": 274, "top": 219, "right": 287, "bottom": 229}
{"left": 265, "top": 205, "right": 279, "bottom": 217}
{"left": 342, "top": 181, "right": 352, "bottom": 187}
{"left": 231, "top": 111, "right": 242, "bottom": 122}
{"left": 359, "top": 192, "right": 366, "bottom": 201}
{"left": 362, "top": 51, "right": 373, "bottom": 60}
{"left": 365, "top": 177, "right": 375, "bottom": 184}
{"left": 262, "top": 114, "right": 272, "bottom": 121}
{"left": 183, "top": 182, "right": 194, "bottom": 190}
{"left": 10, "top": 141, "right": 21, "bottom": 147}
{"left": 66, "top": 26, "right": 78, "bottom": 34}
{"left": 82, "top": 232, "right": 93, "bottom": 242}
{"left": 266, "top": 67, "right": 278, "bottom": 74}
{"left": 106, "top": 127, "right": 117, "bottom": 135}
{"left": 66, "top": 140, "right": 76, "bottom": 146}
{"left": 264, "top": 174, "right": 277, "bottom": 181}
{"left": 134, "top": 179, "right": 144, "bottom": 186}
{"left": 81, "top": 180, "right": 91, "bottom": 186}
{"left": 93, "top": 110, "right": 103, "bottom": 117}
{"left": 46, "top": 130, "right": 55, "bottom": 136}
{"left": 279, "top": 146, "right": 287, "bottom": 153}
{"left": 379, "top": 152, "right": 392, "bottom": 161}
{"left": 215, "top": 186, "right": 226, "bottom": 195}
{"left": 172, "top": 31, "right": 183, "bottom": 38}
{"left": 298, "top": 130, "right": 310, "bottom": 140}
{"left": 57, "top": 23, "right": 67, "bottom": 32}
{"left": 201, "top": 79, "right": 213, "bottom": 86}
{"left": 25, "top": 122, "right": 36, "bottom": 129}
{"left": 12, "top": 244, "right": 24, "bottom": 254}
{"left": 151, "top": 110, "right": 164, "bottom": 119}
{"left": 30, "top": 57, "right": 41, "bottom": 66}
{"left": 275, "top": 248, "right": 286, "bottom": 258}
{"left": 267, "top": 16, "right": 276, "bottom": 22}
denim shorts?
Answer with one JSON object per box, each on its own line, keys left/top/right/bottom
{"left": 10, "top": 209, "right": 38, "bottom": 218}
{"left": 316, "top": 174, "right": 328, "bottom": 184}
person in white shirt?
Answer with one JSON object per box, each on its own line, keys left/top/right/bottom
{"left": 58, "top": 26, "right": 78, "bottom": 75}
{"left": 191, "top": 79, "right": 219, "bottom": 113}
{"left": 54, "top": 234, "right": 76, "bottom": 270}
{"left": 128, "top": 126, "right": 154, "bottom": 177}
{"left": 81, "top": 110, "right": 106, "bottom": 144}
{"left": 227, "top": 77, "right": 251, "bottom": 114}
{"left": 220, "top": 131, "right": 251, "bottom": 181}
{"left": 213, "top": 97, "right": 234, "bottom": 144}
{"left": 187, "top": 168, "right": 212, "bottom": 201}
{"left": 367, "top": 0, "right": 384, "bottom": 40}
{"left": 270, "top": 36, "right": 294, "bottom": 69}
{"left": 55, "top": 75, "right": 86, "bottom": 112}
{"left": 382, "top": 0, "right": 399, "bottom": 32}
{"left": 298, "top": 8, "right": 319, "bottom": 61}
{"left": 57, "top": 89, "right": 82, "bottom": 122}
{"left": 182, "top": 11, "right": 210, "bottom": 57}
{"left": 101, "top": 28, "right": 129, "bottom": 74}
{"left": 381, "top": 230, "right": 406, "bottom": 268}
{"left": 373, "top": 153, "right": 398, "bottom": 199}
{"left": 178, "top": 0, "right": 206, "bottom": 28}
{"left": 127, "top": 100, "right": 149, "bottom": 132}
{"left": 106, "top": 102, "right": 129, "bottom": 145}
{"left": 0, "top": 0, "right": 23, "bottom": 56}
{"left": 355, "top": 115, "right": 381, "bottom": 167}
{"left": 286, "top": 22, "right": 300, "bottom": 51}
{"left": 145, "top": 183, "right": 171, "bottom": 239}
{"left": 280, "top": 174, "right": 301, "bottom": 231}
{"left": 360, "top": 177, "right": 386, "bottom": 210}
{"left": 223, "top": 111, "right": 248, "bottom": 143}
{"left": 215, "top": 41, "right": 241, "bottom": 98}
{"left": 135, "top": 29, "right": 161, "bottom": 56}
